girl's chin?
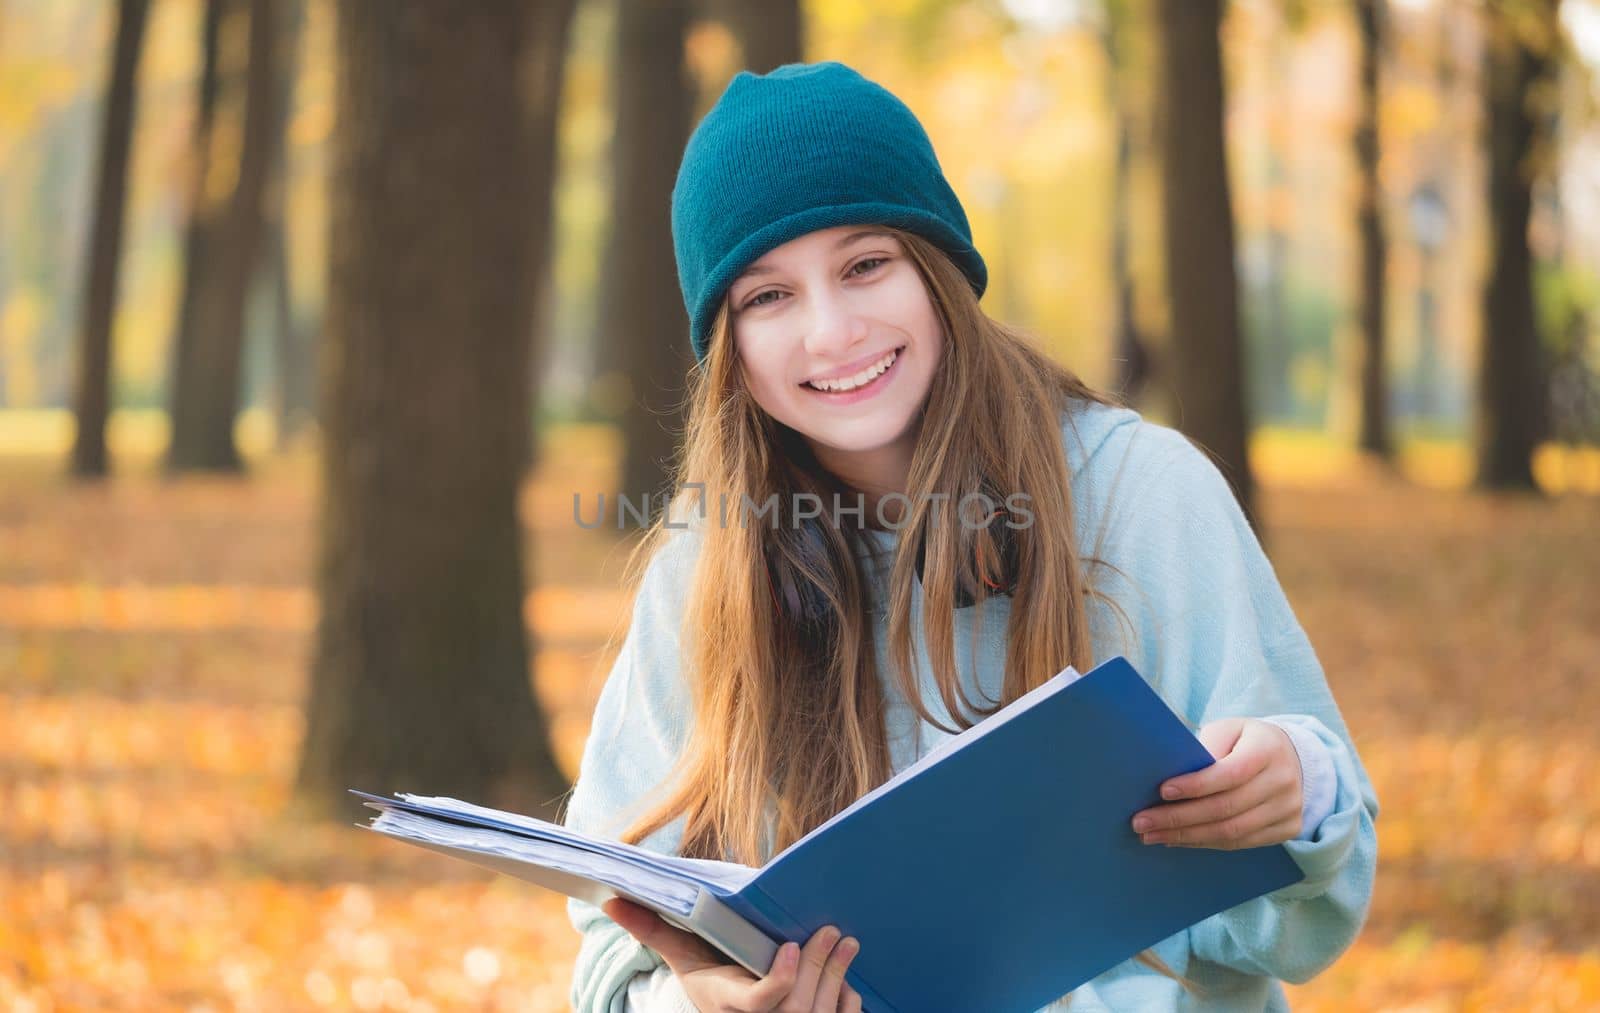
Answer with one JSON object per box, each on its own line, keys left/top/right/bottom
{"left": 794, "top": 411, "right": 917, "bottom": 454}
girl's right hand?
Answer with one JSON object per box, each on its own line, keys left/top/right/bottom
{"left": 602, "top": 896, "right": 863, "bottom": 1012}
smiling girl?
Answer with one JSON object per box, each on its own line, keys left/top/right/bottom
{"left": 562, "top": 61, "right": 1377, "bottom": 1013}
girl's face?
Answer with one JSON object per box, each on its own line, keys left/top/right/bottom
{"left": 727, "top": 226, "right": 943, "bottom": 485}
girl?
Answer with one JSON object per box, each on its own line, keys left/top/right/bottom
{"left": 563, "top": 61, "right": 1377, "bottom": 1012}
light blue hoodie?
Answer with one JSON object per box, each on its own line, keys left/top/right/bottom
{"left": 562, "top": 399, "right": 1379, "bottom": 1012}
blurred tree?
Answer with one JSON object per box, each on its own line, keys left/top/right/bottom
{"left": 594, "top": 0, "right": 696, "bottom": 513}
{"left": 1536, "top": 68, "right": 1600, "bottom": 458}
{"left": 165, "top": 0, "right": 280, "bottom": 473}
{"left": 265, "top": 0, "right": 311, "bottom": 452}
{"left": 1402, "top": 9, "right": 1459, "bottom": 429}
{"left": 1477, "top": 0, "right": 1562, "bottom": 490}
{"left": 1251, "top": 0, "right": 1308, "bottom": 427}
{"left": 1154, "top": 0, "right": 1258, "bottom": 532}
{"left": 1099, "top": 0, "right": 1154, "bottom": 404}
{"left": 525, "top": 0, "right": 578, "bottom": 478}
{"left": 163, "top": 0, "right": 223, "bottom": 453}
{"left": 69, "top": 0, "right": 151, "bottom": 478}
{"left": 1539, "top": 262, "right": 1600, "bottom": 462}
{"left": 295, "top": 0, "right": 577, "bottom": 820}
{"left": 1354, "top": 0, "right": 1393, "bottom": 459}
{"left": 709, "top": 0, "right": 803, "bottom": 72}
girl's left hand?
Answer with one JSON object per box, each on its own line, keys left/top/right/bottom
{"left": 1130, "top": 717, "right": 1303, "bottom": 850}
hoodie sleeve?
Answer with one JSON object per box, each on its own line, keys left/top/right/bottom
{"left": 563, "top": 532, "right": 702, "bottom": 1011}
{"left": 1084, "top": 423, "right": 1380, "bottom": 986}
{"left": 625, "top": 965, "right": 700, "bottom": 1012}
{"left": 1262, "top": 716, "right": 1340, "bottom": 840}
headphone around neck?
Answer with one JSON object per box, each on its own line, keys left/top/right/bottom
{"left": 763, "top": 505, "right": 1021, "bottom": 626}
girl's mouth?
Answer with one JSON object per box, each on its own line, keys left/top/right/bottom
{"left": 800, "top": 345, "right": 905, "bottom": 403}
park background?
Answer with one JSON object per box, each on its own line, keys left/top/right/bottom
{"left": 2, "top": 0, "right": 1597, "bottom": 1008}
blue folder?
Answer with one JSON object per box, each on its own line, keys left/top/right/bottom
{"left": 708, "top": 654, "right": 1305, "bottom": 1010}
{"left": 357, "top": 655, "right": 1304, "bottom": 1011}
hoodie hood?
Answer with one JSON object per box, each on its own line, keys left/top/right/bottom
{"left": 1062, "top": 398, "right": 1143, "bottom": 480}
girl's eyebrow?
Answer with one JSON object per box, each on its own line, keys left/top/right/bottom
{"left": 735, "top": 230, "right": 895, "bottom": 281}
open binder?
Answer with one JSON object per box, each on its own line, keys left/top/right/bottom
{"left": 354, "top": 655, "right": 1304, "bottom": 1012}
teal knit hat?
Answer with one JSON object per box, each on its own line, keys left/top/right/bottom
{"left": 671, "top": 61, "right": 988, "bottom": 362}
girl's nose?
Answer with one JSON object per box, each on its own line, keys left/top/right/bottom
{"left": 802, "top": 288, "right": 869, "bottom": 359}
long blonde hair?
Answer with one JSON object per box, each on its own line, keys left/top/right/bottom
{"left": 612, "top": 226, "right": 1186, "bottom": 989}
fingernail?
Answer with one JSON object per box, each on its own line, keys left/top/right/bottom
{"left": 1132, "top": 816, "right": 1152, "bottom": 832}
{"left": 1143, "top": 833, "right": 1162, "bottom": 845}
{"left": 839, "top": 937, "right": 859, "bottom": 957}
{"left": 1162, "top": 784, "right": 1180, "bottom": 799}
{"left": 782, "top": 942, "right": 799, "bottom": 965}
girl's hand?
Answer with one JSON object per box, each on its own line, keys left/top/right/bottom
{"left": 1130, "top": 717, "right": 1303, "bottom": 850}
{"left": 602, "top": 896, "right": 863, "bottom": 1012}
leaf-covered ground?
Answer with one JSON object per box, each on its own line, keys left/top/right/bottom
{"left": 2, "top": 428, "right": 1597, "bottom": 1010}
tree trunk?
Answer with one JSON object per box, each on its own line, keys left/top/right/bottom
{"left": 164, "top": 0, "right": 225, "bottom": 460}
{"left": 267, "top": 0, "right": 310, "bottom": 452}
{"left": 520, "top": 0, "right": 576, "bottom": 480}
{"left": 1253, "top": 2, "right": 1295, "bottom": 425}
{"left": 295, "top": 0, "right": 577, "bottom": 821}
{"left": 70, "top": 0, "right": 150, "bottom": 479}
{"left": 1476, "top": 0, "right": 1559, "bottom": 491}
{"left": 166, "top": 0, "right": 280, "bottom": 474}
{"left": 715, "top": 0, "right": 803, "bottom": 73}
{"left": 1101, "top": 0, "right": 1153, "bottom": 405}
{"left": 1154, "top": 0, "right": 1259, "bottom": 532}
{"left": 596, "top": 0, "right": 696, "bottom": 511}
{"left": 1354, "top": 0, "right": 1392, "bottom": 458}
{"left": 265, "top": 212, "right": 310, "bottom": 450}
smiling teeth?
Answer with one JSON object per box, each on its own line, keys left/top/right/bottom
{"left": 808, "top": 349, "right": 898, "bottom": 392}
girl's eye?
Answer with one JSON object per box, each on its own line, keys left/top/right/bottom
{"left": 742, "top": 258, "right": 888, "bottom": 309}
